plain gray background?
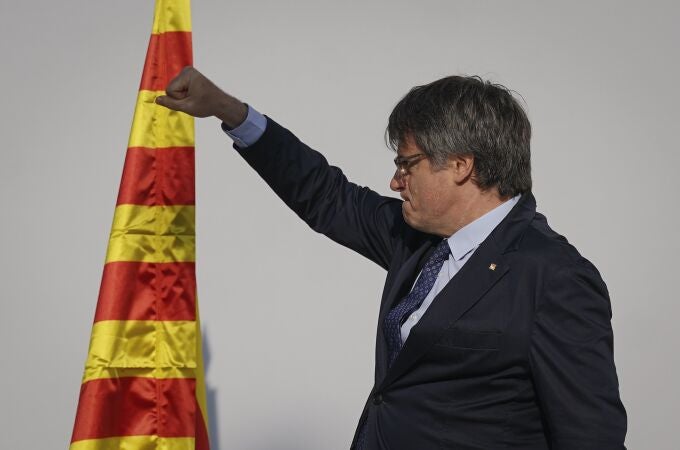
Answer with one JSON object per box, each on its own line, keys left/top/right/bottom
{"left": 1, "top": 0, "right": 678, "bottom": 448}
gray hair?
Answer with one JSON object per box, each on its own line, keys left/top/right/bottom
{"left": 386, "top": 75, "right": 532, "bottom": 197}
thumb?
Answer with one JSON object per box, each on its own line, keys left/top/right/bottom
{"left": 155, "top": 94, "right": 186, "bottom": 112}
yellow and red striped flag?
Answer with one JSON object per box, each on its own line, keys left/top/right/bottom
{"left": 70, "top": 1, "right": 209, "bottom": 449}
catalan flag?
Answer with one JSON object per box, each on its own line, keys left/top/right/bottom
{"left": 70, "top": 1, "right": 209, "bottom": 449}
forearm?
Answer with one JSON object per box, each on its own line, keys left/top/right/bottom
{"left": 233, "top": 116, "right": 402, "bottom": 269}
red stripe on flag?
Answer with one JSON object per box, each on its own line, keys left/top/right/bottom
{"left": 140, "top": 31, "right": 193, "bottom": 91}
{"left": 196, "top": 402, "right": 210, "bottom": 450}
{"left": 116, "top": 147, "right": 195, "bottom": 206}
{"left": 94, "top": 261, "right": 197, "bottom": 322}
{"left": 71, "top": 377, "right": 197, "bottom": 442}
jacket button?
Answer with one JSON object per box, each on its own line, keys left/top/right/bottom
{"left": 373, "top": 393, "right": 383, "bottom": 405}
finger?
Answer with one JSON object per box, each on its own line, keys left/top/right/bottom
{"left": 165, "top": 66, "right": 194, "bottom": 99}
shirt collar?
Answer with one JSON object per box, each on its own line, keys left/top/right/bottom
{"left": 447, "top": 194, "right": 521, "bottom": 261}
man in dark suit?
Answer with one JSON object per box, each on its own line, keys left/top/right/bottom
{"left": 157, "top": 67, "right": 627, "bottom": 449}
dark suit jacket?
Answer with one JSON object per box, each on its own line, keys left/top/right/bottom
{"left": 236, "top": 117, "right": 627, "bottom": 449}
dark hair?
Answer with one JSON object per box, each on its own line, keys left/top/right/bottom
{"left": 386, "top": 75, "right": 532, "bottom": 197}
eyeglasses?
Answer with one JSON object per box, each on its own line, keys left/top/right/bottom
{"left": 393, "top": 153, "right": 427, "bottom": 179}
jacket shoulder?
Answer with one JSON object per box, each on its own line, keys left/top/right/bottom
{"left": 516, "top": 212, "right": 605, "bottom": 280}
{"left": 512, "top": 212, "right": 613, "bottom": 322}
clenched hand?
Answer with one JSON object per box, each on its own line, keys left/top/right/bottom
{"left": 155, "top": 66, "right": 248, "bottom": 129}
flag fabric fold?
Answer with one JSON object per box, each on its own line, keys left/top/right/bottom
{"left": 71, "top": 1, "right": 209, "bottom": 449}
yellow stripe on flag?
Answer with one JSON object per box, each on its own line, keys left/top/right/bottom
{"left": 110, "top": 204, "right": 195, "bottom": 236}
{"left": 82, "top": 366, "right": 197, "bottom": 383}
{"left": 152, "top": 0, "right": 192, "bottom": 34}
{"left": 85, "top": 320, "right": 197, "bottom": 372}
{"left": 128, "top": 90, "right": 195, "bottom": 148}
{"left": 70, "top": 436, "right": 195, "bottom": 450}
{"left": 106, "top": 205, "right": 195, "bottom": 263}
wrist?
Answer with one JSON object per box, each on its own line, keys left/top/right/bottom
{"left": 215, "top": 94, "right": 248, "bottom": 129}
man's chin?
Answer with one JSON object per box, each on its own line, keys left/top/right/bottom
{"left": 402, "top": 203, "right": 418, "bottom": 229}
{"left": 402, "top": 204, "right": 438, "bottom": 235}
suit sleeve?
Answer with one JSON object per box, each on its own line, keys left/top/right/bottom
{"left": 234, "top": 116, "right": 404, "bottom": 270}
{"left": 528, "top": 261, "right": 627, "bottom": 449}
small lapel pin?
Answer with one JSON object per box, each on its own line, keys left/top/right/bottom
{"left": 488, "top": 263, "right": 497, "bottom": 271}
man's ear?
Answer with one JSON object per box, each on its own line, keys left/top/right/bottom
{"left": 451, "top": 154, "right": 475, "bottom": 183}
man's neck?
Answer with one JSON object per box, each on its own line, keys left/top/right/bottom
{"left": 439, "top": 188, "right": 510, "bottom": 238}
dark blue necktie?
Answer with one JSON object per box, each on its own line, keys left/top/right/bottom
{"left": 383, "top": 239, "right": 451, "bottom": 367}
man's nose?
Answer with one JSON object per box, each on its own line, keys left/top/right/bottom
{"left": 390, "top": 171, "right": 404, "bottom": 192}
